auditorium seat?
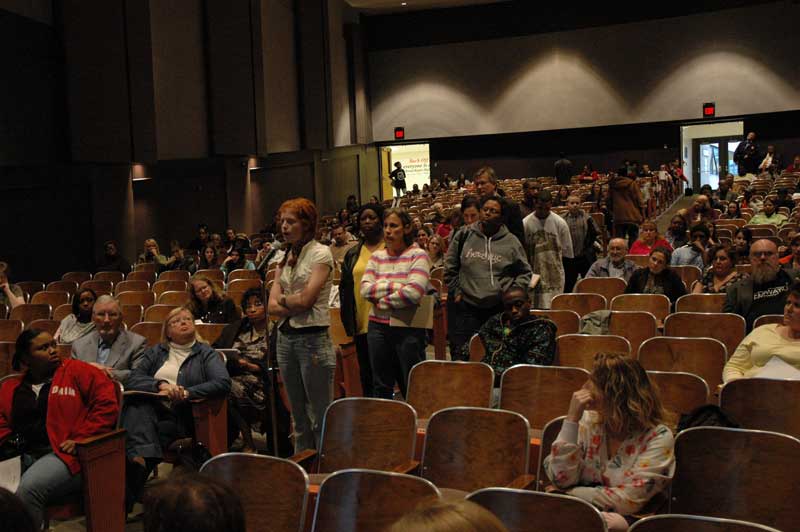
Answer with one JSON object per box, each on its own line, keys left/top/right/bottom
{"left": 608, "top": 310, "right": 657, "bottom": 356}
{"left": 647, "top": 371, "right": 709, "bottom": 429}
{"left": 0, "top": 319, "right": 23, "bottom": 342}
{"left": 227, "top": 278, "right": 262, "bottom": 293}
{"left": 610, "top": 294, "right": 671, "bottom": 325}
{"left": 406, "top": 361, "right": 494, "bottom": 424}
{"left": 550, "top": 293, "right": 607, "bottom": 317}
{"left": 556, "top": 334, "right": 630, "bottom": 371}
{"left": 0, "top": 342, "right": 14, "bottom": 377}
{"left": 638, "top": 337, "right": 726, "bottom": 393}
{"left": 31, "top": 291, "right": 69, "bottom": 310}
{"left": 93, "top": 271, "right": 125, "bottom": 285}
{"left": 61, "top": 271, "right": 92, "bottom": 285}
{"left": 675, "top": 293, "right": 727, "bottom": 313}
{"left": 195, "top": 269, "right": 225, "bottom": 281}
{"left": 158, "top": 270, "right": 191, "bottom": 282}
{"left": 52, "top": 304, "right": 72, "bottom": 322}
{"left": 421, "top": 407, "right": 534, "bottom": 497}
{"left": 752, "top": 314, "right": 784, "bottom": 328}
{"left": 226, "top": 290, "right": 246, "bottom": 309}
{"left": 46, "top": 280, "right": 79, "bottom": 298}
{"left": 117, "top": 291, "right": 156, "bottom": 310}
{"left": 670, "top": 427, "right": 799, "bottom": 531}
{"left": 10, "top": 304, "right": 51, "bottom": 326}
{"left": 664, "top": 313, "right": 745, "bottom": 360}
{"left": 143, "top": 304, "right": 178, "bottom": 323}
{"left": 720, "top": 379, "right": 800, "bottom": 439}
{"left": 196, "top": 323, "right": 226, "bottom": 345}
{"left": 80, "top": 280, "right": 113, "bottom": 296}
{"left": 312, "top": 469, "right": 439, "bottom": 532}
{"left": 626, "top": 254, "right": 650, "bottom": 268}
{"left": 574, "top": 277, "right": 626, "bottom": 304}
{"left": 535, "top": 416, "right": 564, "bottom": 491}
{"left": 152, "top": 280, "right": 188, "bottom": 299}
{"left": 629, "top": 514, "right": 782, "bottom": 532}
{"left": 529, "top": 309, "right": 580, "bottom": 336}
{"left": 468, "top": 488, "right": 606, "bottom": 532}
{"left": 28, "top": 319, "right": 59, "bottom": 336}
{"left": 499, "top": 365, "right": 588, "bottom": 435}
{"left": 120, "top": 305, "right": 143, "bottom": 331}
{"left": 158, "top": 290, "right": 190, "bottom": 306}
{"left": 130, "top": 321, "right": 163, "bottom": 346}
{"left": 227, "top": 269, "right": 261, "bottom": 282}
{"left": 671, "top": 265, "right": 703, "bottom": 289}
{"left": 200, "top": 453, "right": 309, "bottom": 532}
{"left": 17, "top": 281, "right": 45, "bottom": 297}
{"left": 126, "top": 270, "right": 157, "bottom": 284}
{"left": 0, "top": 303, "right": 6, "bottom": 320}
{"left": 133, "top": 263, "right": 157, "bottom": 273}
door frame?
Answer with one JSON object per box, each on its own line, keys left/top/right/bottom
{"left": 691, "top": 135, "right": 742, "bottom": 190}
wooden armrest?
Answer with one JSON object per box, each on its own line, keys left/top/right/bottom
{"left": 506, "top": 474, "right": 537, "bottom": 490}
{"left": 391, "top": 460, "right": 420, "bottom": 475}
{"left": 289, "top": 449, "right": 317, "bottom": 472}
{"left": 75, "top": 429, "right": 127, "bottom": 448}
{"left": 191, "top": 396, "right": 228, "bottom": 456}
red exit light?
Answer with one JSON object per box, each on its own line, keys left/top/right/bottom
{"left": 394, "top": 127, "right": 405, "bottom": 140}
{"left": 703, "top": 102, "right": 715, "bottom": 118}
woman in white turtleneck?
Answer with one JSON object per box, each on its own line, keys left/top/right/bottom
{"left": 122, "top": 306, "right": 231, "bottom": 510}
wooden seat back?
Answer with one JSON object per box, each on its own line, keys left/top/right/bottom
{"left": 158, "top": 290, "right": 190, "bottom": 306}
{"left": 196, "top": 323, "right": 226, "bottom": 345}
{"left": 556, "top": 334, "right": 631, "bottom": 371}
{"left": 93, "top": 271, "right": 125, "bottom": 285}
{"left": 143, "top": 304, "right": 178, "bottom": 323}
{"left": 195, "top": 269, "right": 225, "bottom": 281}
{"left": 406, "top": 361, "right": 494, "bottom": 420}
{"left": 31, "top": 291, "right": 70, "bottom": 309}
{"left": 626, "top": 254, "right": 650, "bottom": 268}
{"left": 114, "top": 280, "right": 150, "bottom": 295}
{"left": 574, "top": 277, "right": 627, "bottom": 304}
{"left": 536, "top": 416, "right": 565, "bottom": 491}
{"left": 46, "top": 280, "right": 79, "bottom": 298}
{"left": 158, "top": 270, "right": 191, "bottom": 282}
{"left": 468, "top": 488, "right": 606, "bottom": 532}
{"left": 610, "top": 294, "right": 671, "bottom": 323}
{"left": 130, "top": 321, "right": 163, "bottom": 346}
{"left": 550, "top": 293, "right": 606, "bottom": 317}
{"left": 529, "top": 309, "right": 580, "bottom": 336}
{"left": 80, "top": 280, "right": 113, "bottom": 296}
{"left": 422, "top": 407, "right": 529, "bottom": 492}
{"left": 153, "top": 280, "right": 188, "bottom": 299}
{"left": 608, "top": 310, "right": 657, "bottom": 356}
{"left": 752, "top": 314, "right": 784, "bottom": 328}
{"left": 630, "top": 514, "right": 782, "bottom": 532}
{"left": 720, "top": 379, "right": 800, "bottom": 439}
{"left": 312, "top": 470, "right": 439, "bottom": 532}
{"left": 17, "top": 281, "right": 45, "bottom": 297}
{"left": 0, "top": 320, "right": 23, "bottom": 342}
{"left": 647, "top": 371, "right": 709, "bottom": 430}
{"left": 318, "top": 398, "right": 417, "bottom": 474}
{"left": 664, "top": 312, "right": 745, "bottom": 359}
{"left": 671, "top": 265, "right": 703, "bottom": 289}
{"left": 228, "top": 269, "right": 261, "bottom": 282}
{"left": 121, "top": 305, "right": 143, "bottom": 331}
{"left": 201, "top": 453, "right": 309, "bottom": 532}
{"left": 675, "top": 293, "right": 727, "bottom": 313}
{"left": 638, "top": 336, "right": 726, "bottom": 393}
{"left": 118, "top": 291, "right": 156, "bottom": 310}
{"left": 228, "top": 278, "right": 262, "bottom": 293}
{"left": 10, "top": 304, "right": 52, "bottom": 326}
{"left": 62, "top": 271, "right": 92, "bottom": 285}
{"left": 670, "top": 427, "right": 800, "bottom": 531}
{"left": 28, "top": 319, "right": 59, "bottom": 336}
{"left": 134, "top": 263, "right": 157, "bottom": 272}
{"left": 0, "top": 303, "right": 6, "bottom": 319}
{"left": 499, "top": 365, "right": 588, "bottom": 432}
{"left": 126, "top": 270, "right": 157, "bottom": 284}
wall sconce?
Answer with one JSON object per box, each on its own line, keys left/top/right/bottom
{"left": 131, "top": 163, "right": 150, "bottom": 181}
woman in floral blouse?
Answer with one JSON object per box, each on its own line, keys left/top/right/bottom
{"left": 544, "top": 353, "right": 675, "bottom": 531}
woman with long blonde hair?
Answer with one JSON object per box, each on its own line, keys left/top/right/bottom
{"left": 544, "top": 353, "right": 675, "bottom": 531}
{"left": 137, "top": 238, "right": 168, "bottom": 268}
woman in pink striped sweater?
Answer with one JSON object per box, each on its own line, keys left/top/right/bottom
{"left": 360, "top": 208, "right": 431, "bottom": 399}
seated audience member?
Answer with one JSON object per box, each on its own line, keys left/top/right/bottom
{"left": 584, "top": 182, "right": 600, "bottom": 203}
{"left": 724, "top": 239, "right": 797, "bottom": 331}
{"left": 683, "top": 194, "right": 719, "bottom": 224}
{"left": 629, "top": 221, "right": 672, "bottom": 256}
{"left": 723, "top": 280, "right": 800, "bottom": 382}
{"left": 143, "top": 474, "right": 245, "bottom": 532}
{"left": 345, "top": 194, "right": 359, "bottom": 214}
{"left": 71, "top": 295, "right": 147, "bottom": 385}
{"left": 774, "top": 188, "right": 795, "bottom": 212}
{"left": 255, "top": 237, "right": 286, "bottom": 275}
{"left": 0, "top": 262, "right": 25, "bottom": 309}
{"left": 220, "top": 248, "right": 255, "bottom": 279}
{"left": 1, "top": 329, "right": 118, "bottom": 530}
{"left": 0, "top": 487, "right": 36, "bottom": 532}
{"left": 123, "top": 307, "right": 231, "bottom": 508}
{"left": 209, "top": 233, "right": 224, "bottom": 254}
{"left": 446, "top": 195, "right": 532, "bottom": 358}
{"left": 328, "top": 224, "right": 357, "bottom": 266}
{"left": 435, "top": 209, "right": 459, "bottom": 240}
{"left": 734, "top": 227, "right": 753, "bottom": 263}
{"left": 415, "top": 225, "right": 432, "bottom": 251}
{"left": 586, "top": 238, "right": 638, "bottom": 283}
{"left": 523, "top": 190, "right": 573, "bottom": 309}
{"left": 625, "top": 247, "right": 687, "bottom": 305}
{"left": 748, "top": 198, "right": 788, "bottom": 227}
{"left": 54, "top": 288, "right": 96, "bottom": 344}
{"left": 187, "top": 224, "right": 210, "bottom": 253}
{"left": 464, "top": 287, "right": 556, "bottom": 377}
{"left": 96, "top": 240, "right": 131, "bottom": 275}
{"left": 213, "top": 288, "right": 271, "bottom": 453}
{"left": 664, "top": 216, "right": 689, "bottom": 249}
{"left": 188, "top": 274, "right": 238, "bottom": 323}
{"left": 426, "top": 234, "right": 447, "bottom": 269}
{"left": 720, "top": 201, "right": 743, "bottom": 220}
{"left": 715, "top": 180, "right": 737, "bottom": 203}
{"left": 740, "top": 188, "right": 762, "bottom": 213}
{"left": 554, "top": 185, "right": 570, "bottom": 207}
{"left": 784, "top": 155, "right": 800, "bottom": 173}
{"left": 198, "top": 245, "right": 222, "bottom": 270}
{"left": 388, "top": 500, "right": 508, "bottom": 532}
{"left": 780, "top": 234, "right": 800, "bottom": 270}
{"left": 137, "top": 238, "right": 169, "bottom": 268}
{"left": 223, "top": 228, "right": 236, "bottom": 252}
{"left": 693, "top": 245, "right": 743, "bottom": 294}
{"left": 544, "top": 353, "right": 674, "bottom": 531}
{"left": 670, "top": 223, "right": 709, "bottom": 269}
{"left": 162, "top": 241, "right": 197, "bottom": 273}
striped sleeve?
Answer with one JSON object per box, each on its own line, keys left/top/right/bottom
{"left": 376, "top": 248, "right": 431, "bottom": 310}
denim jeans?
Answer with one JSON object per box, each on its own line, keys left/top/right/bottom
{"left": 367, "top": 321, "right": 426, "bottom": 399}
{"left": 17, "top": 452, "right": 82, "bottom": 530}
{"left": 447, "top": 299, "right": 503, "bottom": 361}
{"left": 276, "top": 329, "right": 336, "bottom": 452}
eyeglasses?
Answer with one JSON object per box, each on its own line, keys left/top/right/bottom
{"left": 168, "top": 316, "right": 194, "bottom": 326}
{"left": 751, "top": 251, "right": 776, "bottom": 258}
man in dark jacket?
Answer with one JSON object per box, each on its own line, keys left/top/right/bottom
{"left": 554, "top": 153, "right": 573, "bottom": 185}
{"left": 733, "top": 131, "right": 760, "bottom": 176}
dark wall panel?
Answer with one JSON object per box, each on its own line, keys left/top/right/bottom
{"left": 251, "top": 154, "right": 315, "bottom": 230}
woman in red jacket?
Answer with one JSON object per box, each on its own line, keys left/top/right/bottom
{"left": 0, "top": 329, "right": 119, "bottom": 529}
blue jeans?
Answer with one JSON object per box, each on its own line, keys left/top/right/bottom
{"left": 276, "top": 329, "right": 336, "bottom": 452}
{"left": 367, "top": 321, "right": 426, "bottom": 399}
{"left": 17, "top": 452, "right": 82, "bottom": 530}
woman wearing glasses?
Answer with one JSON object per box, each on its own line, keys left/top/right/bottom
{"left": 444, "top": 194, "right": 532, "bottom": 359}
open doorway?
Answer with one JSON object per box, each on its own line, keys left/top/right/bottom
{"left": 681, "top": 122, "right": 743, "bottom": 190}
{"left": 379, "top": 143, "right": 430, "bottom": 199}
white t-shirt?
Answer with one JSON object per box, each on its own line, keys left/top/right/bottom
{"left": 279, "top": 240, "right": 334, "bottom": 328}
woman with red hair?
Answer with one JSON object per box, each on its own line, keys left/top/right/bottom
{"left": 267, "top": 198, "right": 336, "bottom": 452}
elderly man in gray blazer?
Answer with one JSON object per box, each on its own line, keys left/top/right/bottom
{"left": 72, "top": 294, "right": 147, "bottom": 384}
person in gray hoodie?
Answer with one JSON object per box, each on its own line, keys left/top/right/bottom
{"left": 444, "top": 194, "right": 532, "bottom": 360}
